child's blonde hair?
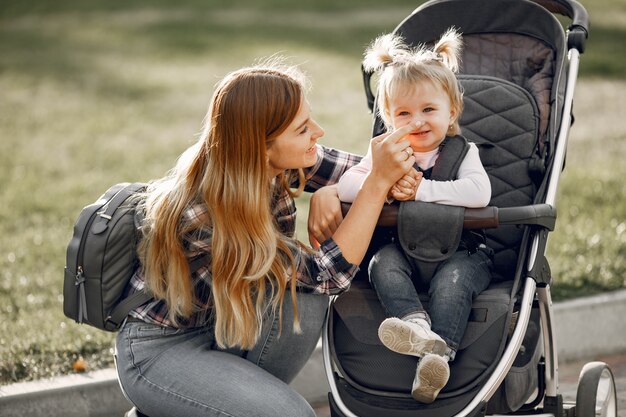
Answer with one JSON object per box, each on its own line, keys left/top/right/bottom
{"left": 363, "top": 28, "right": 464, "bottom": 135}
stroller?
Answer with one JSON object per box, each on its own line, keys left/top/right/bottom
{"left": 323, "top": 0, "right": 618, "bottom": 416}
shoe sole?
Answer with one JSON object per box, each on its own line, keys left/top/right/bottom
{"left": 378, "top": 319, "right": 447, "bottom": 357}
{"left": 412, "top": 356, "right": 450, "bottom": 403}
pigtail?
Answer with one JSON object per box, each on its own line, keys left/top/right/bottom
{"left": 432, "top": 27, "right": 463, "bottom": 73}
{"left": 363, "top": 33, "right": 408, "bottom": 72}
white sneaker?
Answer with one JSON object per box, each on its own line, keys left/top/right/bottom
{"left": 378, "top": 317, "right": 447, "bottom": 357}
{"left": 411, "top": 353, "right": 450, "bottom": 403}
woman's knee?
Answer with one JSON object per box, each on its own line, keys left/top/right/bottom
{"left": 247, "top": 291, "right": 327, "bottom": 383}
{"left": 285, "top": 291, "right": 328, "bottom": 336}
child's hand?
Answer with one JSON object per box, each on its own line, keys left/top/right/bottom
{"left": 390, "top": 168, "right": 422, "bottom": 201}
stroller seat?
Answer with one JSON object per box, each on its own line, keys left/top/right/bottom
{"left": 331, "top": 278, "right": 514, "bottom": 391}
{"left": 330, "top": 276, "right": 542, "bottom": 416}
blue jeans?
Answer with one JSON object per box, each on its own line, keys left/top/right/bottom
{"left": 115, "top": 291, "right": 328, "bottom": 417}
{"left": 369, "top": 243, "right": 493, "bottom": 353}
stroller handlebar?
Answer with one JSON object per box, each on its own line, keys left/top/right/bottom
{"left": 532, "top": 0, "right": 589, "bottom": 53}
{"left": 340, "top": 202, "right": 556, "bottom": 231}
{"left": 497, "top": 204, "right": 557, "bottom": 230}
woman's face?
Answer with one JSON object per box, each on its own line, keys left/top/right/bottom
{"left": 266, "top": 99, "right": 324, "bottom": 177}
{"left": 389, "top": 79, "right": 455, "bottom": 153}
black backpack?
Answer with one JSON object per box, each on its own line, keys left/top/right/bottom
{"left": 63, "top": 182, "right": 153, "bottom": 331}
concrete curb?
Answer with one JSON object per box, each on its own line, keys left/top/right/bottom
{"left": 2, "top": 289, "right": 625, "bottom": 417}
{"left": 553, "top": 288, "right": 626, "bottom": 360}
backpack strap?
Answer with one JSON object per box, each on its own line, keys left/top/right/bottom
{"left": 105, "top": 290, "right": 153, "bottom": 331}
{"left": 105, "top": 253, "right": 210, "bottom": 331}
{"left": 92, "top": 182, "right": 146, "bottom": 235}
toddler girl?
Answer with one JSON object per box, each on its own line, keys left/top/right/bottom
{"left": 337, "top": 29, "right": 493, "bottom": 403}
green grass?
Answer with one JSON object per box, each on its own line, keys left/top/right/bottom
{"left": 0, "top": 0, "right": 624, "bottom": 385}
{"left": 546, "top": 78, "right": 626, "bottom": 300}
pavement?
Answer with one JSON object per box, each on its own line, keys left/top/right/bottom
{"left": 1, "top": 289, "right": 625, "bottom": 417}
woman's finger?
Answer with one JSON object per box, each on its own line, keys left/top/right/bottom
{"left": 402, "top": 155, "right": 416, "bottom": 170}
{"left": 369, "top": 131, "right": 391, "bottom": 146}
{"left": 381, "top": 122, "right": 418, "bottom": 145}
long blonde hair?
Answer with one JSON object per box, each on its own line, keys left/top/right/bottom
{"left": 139, "top": 63, "right": 307, "bottom": 349}
{"left": 363, "top": 28, "right": 464, "bottom": 135}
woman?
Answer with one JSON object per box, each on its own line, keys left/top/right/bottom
{"left": 115, "top": 60, "right": 418, "bottom": 417}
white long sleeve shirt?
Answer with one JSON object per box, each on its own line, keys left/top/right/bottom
{"left": 337, "top": 142, "right": 491, "bottom": 208}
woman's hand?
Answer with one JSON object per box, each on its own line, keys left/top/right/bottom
{"left": 368, "top": 123, "right": 418, "bottom": 191}
{"left": 308, "top": 185, "right": 343, "bottom": 248}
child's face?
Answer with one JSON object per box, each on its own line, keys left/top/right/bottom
{"left": 389, "top": 80, "right": 455, "bottom": 153}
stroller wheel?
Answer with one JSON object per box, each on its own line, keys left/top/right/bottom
{"left": 575, "top": 361, "right": 617, "bottom": 417}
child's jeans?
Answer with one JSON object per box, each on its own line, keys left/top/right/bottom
{"left": 369, "top": 242, "right": 493, "bottom": 354}
{"left": 115, "top": 291, "right": 328, "bottom": 417}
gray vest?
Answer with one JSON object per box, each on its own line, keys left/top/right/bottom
{"left": 397, "top": 135, "right": 484, "bottom": 281}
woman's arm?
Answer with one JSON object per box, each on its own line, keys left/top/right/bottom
{"left": 307, "top": 148, "right": 377, "bottom": 247}
{"left": 303, "top": 146, "right": 362, "bottom": 191}
{"left": 297, "top": 123, "right": 419, "bottom": 293}
{"left": 330, "top": 124, "right": 416, "bottom": 265}
{"left": 336, "top": 151, "right": 373, "bottom": 203}
{"left": 305, "top": 145, "right": 367, "bottom": 248}
{"left": 415, "top": 143, "right": 491, "bottom": 208}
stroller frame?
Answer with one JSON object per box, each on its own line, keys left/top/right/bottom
{"left": 322, "top": 1, "right": 617, "bottom": 416}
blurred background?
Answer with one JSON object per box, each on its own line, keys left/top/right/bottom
{"left": 1, "top": 0, "right": 624, "bottom": 385}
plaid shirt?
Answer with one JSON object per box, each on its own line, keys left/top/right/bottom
{"left": 128, "top": 145, "right": 362, "bottom": 327}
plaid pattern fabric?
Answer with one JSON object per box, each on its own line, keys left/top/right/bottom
{"left": 128, "top": 145, "right": 362, "bottom": 327}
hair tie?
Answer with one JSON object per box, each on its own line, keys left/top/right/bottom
{"left": 429, "top": 51, "right": 444, "bottom": 62}
{"left": 412, "top": 51, "right": 444, "bottom": 65}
